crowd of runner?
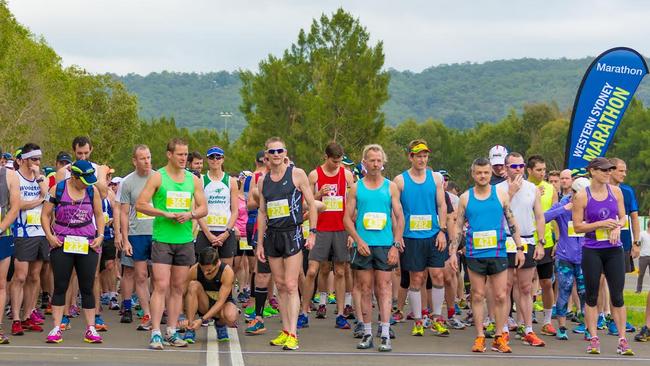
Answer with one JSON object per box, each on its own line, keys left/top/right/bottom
{"left": 0, "top": 135, "right": 649, "bottom": 357}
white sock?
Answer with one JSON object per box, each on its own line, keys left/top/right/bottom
{"left": 408, "top": 289, "right": 422, "bottom": 320}
{"left": 525, "top": 326, "right": 533, "bottom": 334}
{"left": 543, "top": 309, "right": 552, "bottom": 325}
{"left": 380, "top": 322, "right": 390, "bottom": 338}
{"left": 345, "top": 292, "right": 352, "bottom": 306}
{"left": 503, "top": 325, "right": 509, "bottom": 333}
{"left": 431, "top": 286, "right": 445, "bottom": 318}
{"left": 364, "top": 322, "right": 372, "bottom": 336}
{"left": 320, "top": 292, "right": 327, "bottom": 306}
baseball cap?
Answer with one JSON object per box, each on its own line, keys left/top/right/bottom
{"left": 489, "top": 145, "right": 508, "bottom": 165}
{"left": 206, "top": 146, "right": 224, "bottom": 157}
{"left": 56, "top": 151, "right": 73, "bottom": 164}
{"left": 571, "top": 177, "right": 590, "bottom": 192}
{"left": 256, "top": 150, "right": 265, "bottom": 163}
{"left": 342, "top": 155, "right": 354, "bottom": 166}
{"left": 110, "top": 177, "right": 122, "bottom": 185}
{"left": 1, "top": 152, "right": 12, "bottom": 160}
{"left": 70, "top": 160, "right": 97, "bottom": 186}
{"left": 586, "top": 157, "right": 615, "bottom": 171}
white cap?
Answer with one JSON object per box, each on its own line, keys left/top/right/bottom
{"left": 5, "top": 160, "right": 14, "bottom": 169}
{"left": 571, "top": 177, "right": 590, "bottom": 192}
{"left": 489, "top": 145, "right": 508, "bottom": 165}
{"left": 110, "top": 177, "right": 122, "bottom": 185}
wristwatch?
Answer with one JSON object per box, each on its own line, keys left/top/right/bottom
{"left": 634, "top": 240, "right": 641, "bottom": 247}
{"left": 309, "top": 228, "right": 318, "bottom": 234}
{"left": 392, "top": 241, "right": 402, "bottom": 249}
{"left": 226, "top": 227, "right": 235, "bottom": 235}
{"left": 516, "top": 246, "right": 525, "bottom": 252}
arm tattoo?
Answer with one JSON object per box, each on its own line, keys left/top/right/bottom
{"left": 505, "top": 207, "right": 517, "bottom": 235}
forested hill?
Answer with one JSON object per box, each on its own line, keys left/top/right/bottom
{"left": 114, "top": 57, "right": 650, "bottom": 135}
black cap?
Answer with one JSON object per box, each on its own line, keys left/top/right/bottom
{"left": 586, "top": 157, "right": 615, "bottom": 171}
{"left": 256, "top": 150, "right": 265, "bottom": 163}
{"left": 56, "top": 151, "right": 73, "bottom": 164}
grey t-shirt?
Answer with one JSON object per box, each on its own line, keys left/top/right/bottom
{"left": 118, "top": 170, "right": 154, "bottom": 236}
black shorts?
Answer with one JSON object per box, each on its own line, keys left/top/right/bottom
{"left": 350, "top": 246, "right": 396, "bottom": 272}
{"left": 400, "top": 235, "right": 448, "bottom": 272}
{"left": 14, "top": 237, "right": 49, "bottom": 262}
{"left": 195, "top": 231, "right": 237, "bottom": 259}
{"left": 536, "top": 246, "right": 554, "bottom": 265}
{"left": 466, "top": 257, "right": 508, "bottom": 276}
{"left": 101, "top": 239, "right": 117, "bottom": 261}
{"left": 536, "top": 248, "right": 555, "bottom": 280}
{"left": 264, "top": 227, "right": 303, "bottom": 259}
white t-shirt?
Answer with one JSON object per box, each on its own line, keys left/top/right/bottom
{"left": 496, "top": 180, "right": 537, "bottom": 236}
{"left": 639, "top": 231, "right": 650, "bottom": 257}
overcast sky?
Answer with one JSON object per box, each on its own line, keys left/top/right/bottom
{"left": 7, "top": 0, "right": 650, "bottom": 75}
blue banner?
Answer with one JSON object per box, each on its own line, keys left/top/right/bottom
{"left": 565, "top": 47, "right": 648, "bottom": 169}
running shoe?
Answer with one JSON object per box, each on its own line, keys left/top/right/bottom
{"left": 183, "top": 329, "right": 196, "bottom": 344}
{"left": 11, "top": 321, "right": 23, "bottom": 336}
{"left": 164, "top": 332, "right": 188, "bottom": 347}
{"left": 522, "top": 331, "right": 545, "bottom": 347}
{"left": 462, "top": 311, "right": 474, "bottom": 326}
{"left": 149, "top": 333, "right": 164, "bottom": 350}
{"left": 202, "top": 318, "right": 210, "bottom": 327}
{"left": 327, "top": 293, "right": 336, "bottom": 304}
{"left": 136, "top": 309, "right": 145, "bottom": 319}
{"left": 60, "top": 315, "right": 71, "bottom": 331}
{"left": 244, "top": 307, "right": 256, "bottom": 322}
{"left": 22, "top": 318, "right": 43, "bottom": 332}
{"left": 31, "top": 309, "right": 45, "bottom": 325}
{"left": 270, "top": 330, "right": 289, "bottom": 346}
{"left": 283, "top": 334, "right": 299, "bottom": 350}
{"left": 507, "top": 317, "right": 518, "bottom": 331}
{"left": 406, "top": 311, "right": 415, "bottom": 320}
{"left": 69, "top": 304, "right": 80, "bottom": 318}
{"left": 491, "top": 335, "right": 512, "bottom": 353}
{"left": 472, "top": 336, "right": 486, "bottom": 352}
{"left": 297, "top": 313, "right": 309, "bottom": 329}
{"left": 626, "top": 322, "right": 636, "bottom": 333}
{"left": 120, "top": 309, "right": 133, "bottom": 324}
{"left": 515, "top": 325, "right": 525, "bottom": 339}
{"left": 95, "top": 314, "right": 108, "bottom": 332}
{"left": 84, "top": 326, "right": 103, "bottom": 343}
{"left": 607, "top": 319, "right": 619, "bottom": 336}
{"left": 634, "top": 325, "right": 649, "bottom": 342}
{"left": 587, "top": 335, "right": 600, "bottom": 354}
{"left": 551, "top": 305, "right": 557, "bottom": 319}
{"left": 245, "top": 319, "right": 267, "bottom": 335}
{"left": 378, "top": 336, "right": 392, "bottom": 352}
{"left": 454, "top": 303, "right": 462, "bottom": 316}
{"left": 269, "top": 297, "right": 279, "bottom": 310}
{"left": 0, "top": 331, "right": 8, "bottom": 344}
{"left": 533, "top": 301, "right": 543, "bottom": 312}
{"left": 352, "top": 321, "right": 364, "bottom": 338}
{"left": 237, "top": 291, "right": 248, "bottom": 304}
{"left": 45, "top": 303, "right": 52, "bottom": 315}
{"left": 412, "top": 320, "right": 425, "bottom": 336}
{"left": 375, "top": 324, "right": 396, "bottom": 339}
{"left": 573, "top": 323, "right": 586, "bottom": 334}
{"left": 216, "top": 324, "right": 229, "bottom": 342}
{"left": 458, "top": 297, "right": 468, "bottom": 309}
{"left": 357, "top": 334, "right": 373, "bottom": 349}
{"left": 392, "top": 309, "right": 404, "bottom": 323}
{"left": 109, "top": 298, "right": 120, "bottom": 311}
{"left": 312, "top": 293, "right": 320, "bottom": 304}
{"left": 430, "top": 319, "right": 450, "bottom": 337}
{"left": 263, "top": 306, "right": 279, "bottom": 317}
{"left": 46, "top": 328, "right": 63, "bottom": 343}
{"left": 100, "top": 294, "right": 110, "bottom": 306}
{"left": 484, "top": 322, "right": 496, "bottom": 338}
{"left": 446, "top": 317, "right": 466, "bottom": 330}
{"left": 335, "top": 315, "right": 350, "bottom": 329}
{"left": 584, "top": 329, "right": 592, "bottom": 341}
{"left": 617, "top": 337, "right": 634, "bottom": 356}
{"left": 532, "top": 312, "right": 538, "bottom": 324}
{"left": 556, "top": 326, "right": 569, "bottom": 340}
{"left": 344, "top": 304, "right": 355, "bottom": 320}
{"left": 316, "top": 304, "right": 327, "bottom": 319}
{"left": 541, "top": 323, "right": 557, "bottom": 336}
{"left": 502, "top": 331, "right": 510, "bottom": 343}
{"left": 597, "top": 314, "right": 607, "bottom": 330}
{"left": 138, "top": 314, "right": 152, "bottom": 331}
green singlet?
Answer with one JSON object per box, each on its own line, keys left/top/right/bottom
{"left": 152, "top": 167, "right": 195, "bottom": 244}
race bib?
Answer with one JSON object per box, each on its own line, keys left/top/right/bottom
{"left": 26, "top": 209, "right": 42, "bottom": 226}
{"left": 136, "top": 211, "right": 154, "bottom": 220}
{"left": 323, "top": 195, "right": 344, "bottom": 212}
{"left": 206, "top": 213, "right": 228, "bottom": 227}
{"left": 239, "top": 237, "right": 253, "bottom": 250}
{"left": 567, "top": 221, "right": 584, "bottom": 237}
{"left": 409, "top": 214, "right": 432, "bottom": 231}
{"left": 267, "top": 199, "right": 290, "bottom": 219}
{"left": 63, "top": 235, "right": 89, "bottom": 255}
{"left": 595, "top": 228, "right": 610, "bottom": 241}
{"left": 622, "top": 215, "right": 630, "bottom": 231}
{"left": 505, "top": 237, "right": 528, "bottom": 254}
{"left": 363, "top": 212, "right": 387, "bottom": 231}
{"left": 206, "top": 290, "right": 219, "bottom": 301}
{"left": 103, "top": 212, "right": 110, "bottom": 224}
{"left": 473, "top": 230, "right": 497, "bottom": 250}
{"left": 302, "top": 220, "right": 310, "bottom": 239}
{"left": 166, "top": 191, "right": 191, "bottom": 210}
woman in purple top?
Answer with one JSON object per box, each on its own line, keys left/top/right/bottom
{"left": 41, "top": 160, "right": 105, "bottom": 345}
{"left": 572, "top": 157, "right": 632, "bottom": 356}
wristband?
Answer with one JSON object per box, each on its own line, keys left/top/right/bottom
{"left": 97, "top": 234, "right": 105, "bottom": 238}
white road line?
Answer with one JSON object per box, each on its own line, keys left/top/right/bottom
{"left": 228, "top": 327, "right": 245, "bottom": 366}
{"left": 206, "top": 325, "right": 220, "bottom": 365}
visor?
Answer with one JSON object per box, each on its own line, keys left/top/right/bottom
{"left": 410, "top": 143, "right": 430, "bottom": 154}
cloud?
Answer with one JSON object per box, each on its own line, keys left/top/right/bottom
{"left": 8, "top": 0, "right": 650, "bottom": 75}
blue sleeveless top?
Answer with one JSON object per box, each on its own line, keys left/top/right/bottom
{"left": 355, "top": 178, "right": 392, "bottom": 247}
{"left": 465, "top": 185, "right": 506, "bottom": 258}
{"left": 401, "top": 170, "right": 439, "bottom": 239}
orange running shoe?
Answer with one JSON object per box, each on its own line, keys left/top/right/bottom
{"left": 472, "top": 336, "right": 487, "bottom": 352}
{"left": 491, "top": 335, "right": 512, "bottom": 353}
{"left": 502, "top": 331, "right": 510, "bottom": 343}
{"left": 523, "top": 331, "right": 546, "bottom": 347}
{"left": 541, "top": 323, "right": 557, "bottom": 336}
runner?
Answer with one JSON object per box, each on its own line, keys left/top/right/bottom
{"left": 544, "top": 177, "right": 588, "bottom": 340}
{"left": 117, "top": 145, "right": 154, "bottom": 329}
{"left": 41, "top": 160, "right": 105, "bottom": 344}
{"left": 497, "top": 152, "right": 546, "bottom": 346}
{"left": 187, "top": 151, "right": 203, "bottom": 177}
{"left": 489, "top": 145, "right": 508, "bottom": 185}
{"left": 0, "top": 152, "right": 21, "bottom": 344}
{"left": 300, "top": 142, "right": 354, "bottom": 330}
{"left": 393, "top": 140, "right": 449, "bottom": 337}
{"left": 195, "top": 146, "right": 239, "bottom": 267}
{"left": 449, "top": 157, "right": 525, "bottom": 353}
{"left": 548, "top": 170, "right": 561, "bottom": 201}
{"left": 100, "top": 177, "right": 121, "bottom": 311}
{"left": 559, "top": 169, "right": 573, "bottom": 198}
{"left": 634, "top": 225, "right": 650, "bottom": 342}
{"left": 10, "top": 144, "right": 48, "bottom": 336}
{"left": 183, "top": 247, "right": 238, "bottom": 343}
{"left": 135, "top": 138, "right": 208, "bottom": 350}
{"left": 256, "top": 137, "right": 318, "bottom": 351}
{"left": 526, "top": 155, "right": 557, "bottom": 338}
{"left": 572, "top": 157, "right": 634, "bottom": 356}
{"left": 56, "top": 136, "right": 108, "bottom": 199}
{"left": 344, "top": 144, "right": 404, "bottom": 352}
{"left": 233, "top": 171, "right": 254, "bottom": 304}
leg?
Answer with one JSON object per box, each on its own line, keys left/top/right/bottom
{"left": 374, "top": 269, "right": 392, "bottom": 332}
{"left": 488, "top": 269, "right": 508, "bottom": 337}
{"left": 300, "top": 260, "right": 320, "bottom": 314}
{"left": 428, "top": 267, "right": 445, "bottom": 319}
{"left": 269, "top": 252, "right": 302, "bottom": 336}
{"left": 10, "top": 260, "right": 29, "bottom": 321}
{"left": 167, "top": 265, "right": 190, "bottom": 331}
{"left": 49, "top": 249, "right": 75, "bottom": 329}
{"left": 151, "top": 263, "right": 171, "bottom": 331}
{"left": 121, "top": 266, "right": 135, "bottom": 310}
{"left": 217, "top": 302, "right": 239, "bottom": 327}
{"left": 184, "top": 280, "right": 209, "bottom": 322}
{"left": 0, "top": 257, "right": 10, "bottom": 326}
{"left": 355, "top": 269, "right": 374, "bottom": 327}
{"left": 603, "top": 248, "right": 627, "bottom": 339}
{"left": 555, "top": 261, "right": 575, "bottom": 329}
{"left": 333, "top": 262, "right": 346, "bottom": 316}
{"left": 516, "top": 267, "right": 535, "bottom": 330}
{"left": 468, "top": 269, "right": 487, "bottom": 337}
{"left": 134, "top": 261, "right": 151, "bottom": 316}
{"left": 581, "top": 248, "right": 603, "bottom": 338}
{"left": 74, "top": 251, "right": 99, "bottom": 328}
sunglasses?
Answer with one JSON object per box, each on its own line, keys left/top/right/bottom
{"left": 508, "top": 164, "right": 525, "bottom": 169}
{"left": 267, "top": 148, "right": 286, "bottom": 155}
{"left": 596, "top": 167, "right": 613, "bottom": 172}
{"left": 207, "top": 154, "right": 223, "bottom": 160}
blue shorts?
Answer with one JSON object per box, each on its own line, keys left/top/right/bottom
{"left": 129, "top": 235, "right": 152, "bottom": 261}
{"left": 0, "top": 236, "right": 15, "bottom": 261}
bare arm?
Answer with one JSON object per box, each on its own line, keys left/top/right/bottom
{"left": 296, "top": 168, "right": 318, "bottom": 248}
{"left": 135, "top": 173, "right": 166, "bottom": 217}
{"left": 448, "top": 192, "right": 468, "bottom": 253}
{"left": 201, "top": 267, "right": 235, "bottom": 320}
{"left": 433, "top": 173, "right": 447, "bottom": 230}
{"left": 1, "top": 171, "right": 21, "bottom": 232}
{"left": 533, "top": 189, "right": 546, "bottom": 244}
{"left": 343, "top": 184, "right": 363, "bottom": 245}
{"left": 389, "top": 181, "right": 404, "bottom": 243}
{"left": 227, "top": 176, "right": 239, "bottom": 229}
{"left": 191, "top": 175, "right": 208, "bottom": 220}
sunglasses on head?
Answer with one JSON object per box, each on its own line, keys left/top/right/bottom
{"left": 207, "top": 154, "right": 223, "bottom": 160}
{"left": 508, "top": 163, "right": 525, "bottom": 169}
{"left": 267, "top": 148, "right": 286, "bottom": 155}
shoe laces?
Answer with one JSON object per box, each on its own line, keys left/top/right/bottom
{"left": 87, "top": 326, "right": 100, "bottom": 337}
{"left": 48, "top": 327, "right": 60, "bottom": 337}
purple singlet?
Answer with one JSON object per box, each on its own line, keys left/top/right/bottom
{"left": 52, "top": 183, "right": 96, "bottom": 242}
{"left": 583, "top": 185, "right": 622, "bottom": 249}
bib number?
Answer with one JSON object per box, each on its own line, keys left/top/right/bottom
{"left": 64, "top": 236, "right": 89, "bottom": 255}
{"left": 323, "top": 195, "right": 344, "bottom": 212}
{"left": 26, "top": 209, "right": 42, "bottom": 226}
{"left": 206, "top": 213, "right": 228, "bottom": 227}
{"left": 166, "top": 191, "right": 191, "bottom": 210}
{"left": 239, "top": 237, "right": 253, "bottom": 250}
{"left": 473, "top": 230, "right": 497, "bottom": 250}
{"left": 622, "top": 215, "right": 630, "bottom": 231}
{"left": 267, "top": 199, "right": 290, "bottom": 219}
{"left": 595, "top": 228, "right": 610, "bottom": 241}
{"left": 409, "top": 214, "right": 433, "bottom": 231}
{"left": 302, "top": 220, "right": 310, "bottom": 239}
{"left": 505, "top": 237, "right": 528, "bottom": 254}
{"left": 363, "top": 212, "right": 387, "bottom": 231}
{"left": 136, "top": 211, "right": 154, "bottom": 220}
{"left": 567, "top": 221, "right": 584, "bottom": 238}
